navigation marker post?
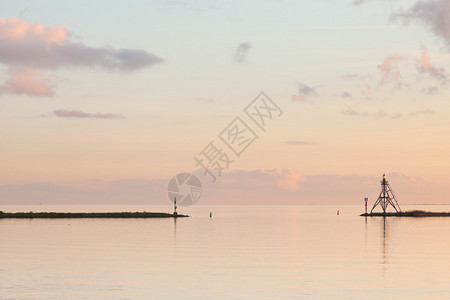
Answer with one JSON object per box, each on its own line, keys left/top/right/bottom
{"left": 370, "top": 174, "right": 401, "bottom": 213}
{"left": 174, "top": 197, "right": 177, "bottom": 216}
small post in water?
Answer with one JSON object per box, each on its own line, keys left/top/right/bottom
{"left": 174, "top": 197, "right": 177, "bottom": 216}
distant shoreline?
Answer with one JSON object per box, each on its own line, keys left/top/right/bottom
{"left": 0, "top": 211, "right": 188, "bottom": 219}
{"left": 361, "top": 210, "right": 450, "bottom": 217}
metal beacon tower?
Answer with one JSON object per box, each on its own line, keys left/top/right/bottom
{"left": 370, "top": 174, "right": 401, "bottom": 213}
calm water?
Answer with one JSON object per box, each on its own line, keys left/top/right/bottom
{"left": 2, "top": 205, "right": 450, "bottom": 299}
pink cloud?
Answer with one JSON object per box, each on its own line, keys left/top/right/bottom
{"left": 362, "top": 79, "right": 372, "bottom": 93}
{"left": 417, "top": 50, "right": 449, "bottom": 84}
{"left": 409, "top": 109, "right": 435, "bottom": 116}
{"left": 290, "top": 94, "right": 305, "bottom": 102}
{"left": 344, "top": 108, "right": 435, "bottom": 119}
{"left": 50, "top": 109, "right": 124, "bottom": 119}
{"left": 341, "top": 73, "right": 373, "bottom": 98}
{"left": 343, "top": 108, "right": 402, "bottom": 119}
{"left": 2, "top": 171, "right": 450, "bottom": 205}
{"left": 208, "top": 169, "right": 304, "bottom": 192}
{"left": 379, "top": 54, "right": 407, "bottom": 73}
{"left": 0, "top": 17, "right": 163, "bottom": 97}
{"left": 378, "top": 54, "right": 408, "bottom": 89}
{"left": 0, "top": 17, "right": 162, "bottom": 70}
{"left": 0, "top": 17, "right": 68, "bottom": 42}
{"left": 263, "top": 169, "right": 304, "bottom": 191}
{"left": 0, "top": 68, "right": 53, "bottom": 96}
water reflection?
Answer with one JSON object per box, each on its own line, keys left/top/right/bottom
{"left": 383, "top": 216, "right": 387, "bottom": 265}
{"left": 380, "top": 216, "right": 389, "bottom": 288}
{"left": 173, "top": 217, "right": 177, "bottom": 242}
{"left": 364, "top": 215, "right": 389, "bottom": 285}
{"left": 3, "top": 205, "right": 450, "bottom": 299}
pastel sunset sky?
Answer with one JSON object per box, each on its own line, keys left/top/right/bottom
{"left": 1, "top": 0, "right": 450, "bottom": 205}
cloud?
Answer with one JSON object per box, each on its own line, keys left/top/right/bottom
{"left": 350, "top": 0, "right": 371, "bottom": 6}
{"left": 285, "top": 140, "right": 318, "bottom": 146}
{"left": 0, "top": 180, "right": 168, "bottom": 205}
{"left": 0, "top": 17, "right": 163, "bottom": 96}
{"left": 379, "top": 54, "right": 407, "bottom": 74}
{"left": 344, "top": 108, "right": 435, "bottom": 118}
{"left": 268, "top": 169, "right": 303, "bottom": 191}
{"left": 420, "top": 86, "right": 439, "bottom": 95}
{"left": 378, "top": 53, "right": 409, "bottom": 90}
{"left": 342, "top": 108, "right": 402, "bottom": 119}
{"left": 0, "top": 18, "right": 163, "bottom": 70}
{"left": 210, "top": 169, "right": 305, "bottom": 192}
{"left": 47, "top": 109, "right": 125, "bottom": 119}
{"left": 409, "top": 109, "right": 435, "bottom": 116}
{"left": 291, "top": 81, "right": 318, "bottom": 102}
{"left": 343, "top": 109, "right": 369, "bottom": 117}
{"left": 345, "top": 51, "right": 446, "bottom": 98}
{"left": 234, "top": 42, "right": 252, "bottom": 64}
{"left": 0, "top": 68, "right": 53, "bottom": 96}
{"left": 290, "top": 94, "right": 306, "bottom": 102}
{"left": 340, "top": 92, "right": 353, "bottom": 99}
{"left": 2, "top": 171, "right": 448, "bottom": 205}
{"left": 341, "top": 73, "right": 373, "bottom": 98}
{"left": 417, "top": 49, "right": 449, "bottom": 84}
{"left": 391, "top": 0, "right": 450, "bottom": 48}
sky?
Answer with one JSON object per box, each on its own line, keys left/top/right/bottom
{"left": 1, "top": 0, "right": 450, "bottom": 205}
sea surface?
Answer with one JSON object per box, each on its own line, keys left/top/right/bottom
{"left": 2, "top": 204, "right": 450, "bottom": 299}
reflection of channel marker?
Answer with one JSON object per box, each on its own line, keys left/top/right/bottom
{"left": 167, "top": 173, "right": 202, "bottom": 206}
